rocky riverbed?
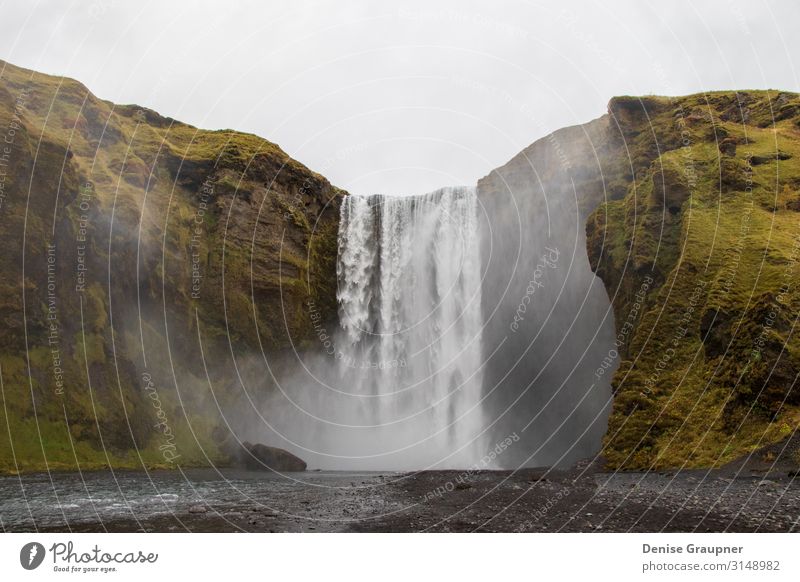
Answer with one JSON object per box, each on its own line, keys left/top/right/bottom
{"left": 2, "top": 463, "right": 797, "bottom": 533}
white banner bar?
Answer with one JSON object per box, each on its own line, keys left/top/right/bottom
{"left": 1, "top": 533, "right": 796, "bottom": 581}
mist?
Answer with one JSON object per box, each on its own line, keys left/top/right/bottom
{"left": 236, "top": 187, "right": 488, "bottom": 471}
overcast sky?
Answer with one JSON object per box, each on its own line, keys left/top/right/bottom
{"left": 1, "top": 0, "right": 798, "bottom": 195}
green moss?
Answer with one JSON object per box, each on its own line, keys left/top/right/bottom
{"left": 591, "top": 90, "right": 800, "bottom": 469}
{"left": 0, "top": 58, "right": 345, "bottom": 474}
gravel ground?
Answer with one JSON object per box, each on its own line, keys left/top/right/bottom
{"left": 7, "top": 436, "right": 798, "bottom": 533}
{"left": 15, "top": 466, "right": 794, "bottom": 533}
{"left": 349, "top": 467, "right": 800, "bottom": 533}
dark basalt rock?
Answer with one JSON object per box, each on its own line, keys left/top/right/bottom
{"left": 720, "top": 157, "right": 753, "bottom": 191}
{"left": 750, "top": 151, "right": 792, "bottom": 165}
{"left": 719, "top": 137, "right": 737, "bottom": 157}
{"left": 651, "top": 166, "right": 690, "bottom": 214}
{"left": 240, "top": 442, "right": 307, "bottom": 472}
{"left": 700, "top": 308, "right": 733, "bottom": 359}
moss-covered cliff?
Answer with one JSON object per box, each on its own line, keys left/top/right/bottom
{"left": 0, "top": 60, "right": 344, "bottom": 473}
{"left": 478, "top": 89, "right": 800, "bottom": 471}
{"left": 587, "top": 91, "right": 800, "bottom": 469}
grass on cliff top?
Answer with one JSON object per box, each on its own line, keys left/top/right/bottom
{"left": 0, "top": 58, "right": 323, "bottom": 185}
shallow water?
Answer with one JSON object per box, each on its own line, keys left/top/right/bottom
{"left": 0, "top": 469, "right": 384, "bottom": 531}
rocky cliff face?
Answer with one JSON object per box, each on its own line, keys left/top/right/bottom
{"left": 588, "top": 92, "right": 800, "bottom": 469}
{"left": 480, "top": 89, "right": 800, "bottom": 470}
{"left": 0, "top": 60, "right": 344, "bottom": 472}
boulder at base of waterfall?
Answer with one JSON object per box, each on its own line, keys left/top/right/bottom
{"left": 241, "top": 442, "right": 307, "bottom": 472}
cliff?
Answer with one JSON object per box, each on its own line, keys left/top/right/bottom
{"left": 589, "top": 92, "right": 800, "bottom": 469}
{"left": 0, "top": 60, "right": 344, "bottom": 472}
{"left": 479, "top": 89, "right": 800, "bottom": 470}
{"left": 3, "top": 56, "right": 799, "bottom": 473}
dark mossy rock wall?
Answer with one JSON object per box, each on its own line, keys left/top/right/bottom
{"left": 587, "top": 91, "right": 800, "bottom": 469}
{"left": 0, "top": 60, "right": 344, "bottom": 472}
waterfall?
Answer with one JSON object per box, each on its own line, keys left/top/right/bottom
{"left": 253, "top": 174, "right": 613, "bottom": 471}
{"left": 333, "top": 186, "right": 487, "bottom": 468}
{"left": 256, "top": 186, "right": 488, "bottom": 470}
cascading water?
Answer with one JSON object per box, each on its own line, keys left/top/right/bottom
{"left": 258, "top": 187, "right": 488, "bottom": 470}
{"left": 336, "top": 186, "right": 486, "bottom": 466}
